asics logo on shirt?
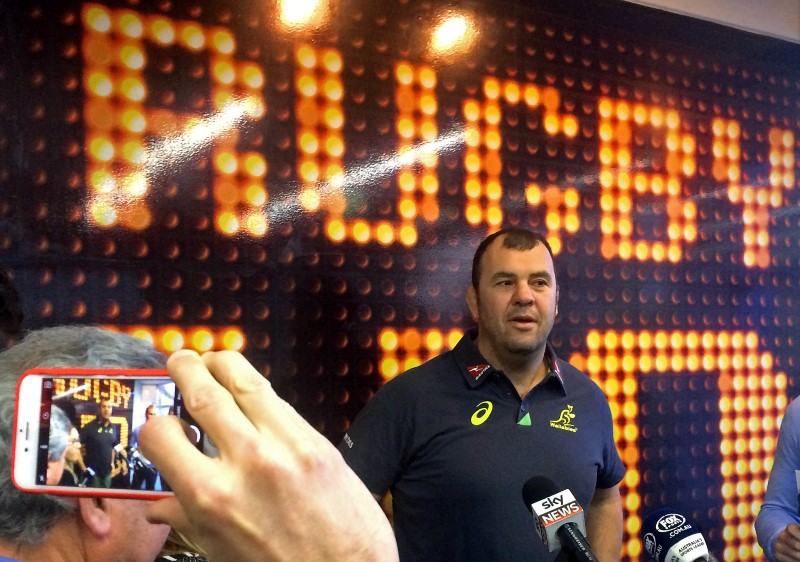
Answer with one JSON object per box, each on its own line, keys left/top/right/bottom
{"left": 471, "top": 401, "right": 493, "bottom": 426}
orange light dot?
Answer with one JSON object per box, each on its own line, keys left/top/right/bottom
{"left": 119, "top": 44, "right": 145, "bottom": 70}
{"left": 89, "top": 137, "right": 114, "bottom": 162}
{"left": 352, "top": 221, "right": 371, "bottom": 244}
{"left": 324, "top": 78, "right": 343, "bottom": 101}
{"left": 217, "top": 211, "right": 240, "bottom": 235}
{"left": 87, "top": 71, "right": 113, "bottom": 97}
{"left": 562, "top": 115, "right": 578, "bottom": 138}
{"left": 213, "top": 60, "right": 236, "bottom": 85}
{"left": 161, "top": 329, "right": 185, "bottom": 352}
{"left": 180, "top": 24, "right": 206, "bottom": 51}
{"left": 240, "top": 64, "right": 264, "bottom": 89}
{"left": 324, "top": 106, "right": 344, "bottom": 129}
{"left": 120, "top": 77, "right": 146, "bottom": 101}
{"left": 243, "top": 153, "right": 267, "bottom": 178}
{"left": 543, "top": 113, "right": 560, "bottom": 135}
{"left": 191, "top": 329, "right": 215, "bottom": 352}
{"left": 222, "top": 329, "right": 245, "bottom": 351}
{"left": 150, "top": 18, "right": 175, "bottom": 45}
{"left": 326, "top": 219, "right": 346, "bottom": 242}
{"left": 322, "top": 50, "right": 343, "bottom": 73}
{"left": 381, "top": 357, "right": 400, "bottom": 380}
{"left": 418, "top": 67, "right": 436, "bottom": 89}
{"left": 399, "top": 225, "right": 417, "bottom": 247}
{"left": 375, "top": 223, "right": 395, "bottom": 245}
{"left": 90, "top": 200, "right": 117, "bottom": 226}
{"left": 212, "top": 30, "right": 236, "bottom": 55}
{"left": 85, "top": 6, "right": 112, "bottom": 33}
{"left": 215, "top": 152, "right": 238, "bottom": 175}
{"left": 121, "top": 108, "right": 146, "bottom": 133}
{"left": 245, "top": 213, "right": 267, "bottom": 237}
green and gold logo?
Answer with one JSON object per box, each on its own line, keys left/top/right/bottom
{"left": 550, "top": 405, "right": 577, "bottom": 433}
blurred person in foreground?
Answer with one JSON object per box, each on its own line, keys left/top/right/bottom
{"left": 756, "top": 397, "right": 800, "bottom": 562}
{"left": 45, "top": 406, "right": 73, "bottom": 485}
{"left": 339, "top": 228, "right": 625, "bottom": 561}
{"left": 0, "top": 326, "right": 170, "bottom": 562}
{"left": 140, "top": 349, "right": 399, "bottom": 562}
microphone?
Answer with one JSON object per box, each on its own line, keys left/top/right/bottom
{"left": 129, "top": 447, "right": 156, "bottom": 475}
{"left": 78, "top": 467, "right": 95, "bottom": 487}
{"left": 640, "top": 507, "right": 719, "bottom": 562}
{"left": 522, "top": 476, "right": 599, "bottom": 562}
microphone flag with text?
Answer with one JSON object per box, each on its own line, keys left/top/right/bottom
{"left": 641, "top": 507, "right": 719, "bottom": 562}
{"left": 522, "top": 475, "right": 599, "bottom": 562}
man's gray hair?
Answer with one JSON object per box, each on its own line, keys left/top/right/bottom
{"left": 47, "top": 406, "right": 71, "bottom": 463}
{"left": 0, "top": 325, "right": 166, "bottom": 545}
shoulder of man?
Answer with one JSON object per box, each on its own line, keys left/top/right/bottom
{"left": 373, "top": 348, "right": 459, "bottom": 399}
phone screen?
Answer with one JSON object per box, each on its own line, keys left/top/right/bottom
{"left": 31, "top": 374, "right": 196, "bottom": 493}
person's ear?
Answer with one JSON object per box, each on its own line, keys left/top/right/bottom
{"left": 77, "top": 497, "right": 112, "bottom": 538}
{"left": 466, "top": 285, "right": 479, "bottom": 321}
{"left": 555, "top": 286, "right": 559, "bottom": 317}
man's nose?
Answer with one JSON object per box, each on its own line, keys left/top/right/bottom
{"left": 513, "top": 282, "right": 534, "bottom": 303}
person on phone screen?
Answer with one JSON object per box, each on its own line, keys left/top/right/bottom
{"left": 58, "top": 426, "right": 86, "bottom": 487}
{"left": 45, "top": 406, "right": 72, "bottom": 485}
{"left": 129, "top": 404, "right": 159, "bottom": 490}
{"left": 80, "top": 397, "right": 123, "bottom": 488}
{"left": 0, "top": 326, "right": 170, "bottom": 562}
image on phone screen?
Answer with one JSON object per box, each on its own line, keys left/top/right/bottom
{"left": 33, "top": 375, "right": 194, "bottom": 493}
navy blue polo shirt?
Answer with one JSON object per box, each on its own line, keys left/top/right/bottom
{"left": 340, "top": 329, "right": 625, "bottom": 562}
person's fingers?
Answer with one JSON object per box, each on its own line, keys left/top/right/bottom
{"left": 166, "top": 349, "right": 258, "bottom": 453}
{"left": 200, "top": 350, "right": 285, "bottom": 432}
{"left": 146, "top": 495, "right": 193, "bottom": 532}
{"left": 195, "top": 351, "right": 327, "bottom": 452}
{"left": 139, "top": 415, "right": 213, "bottom": 497}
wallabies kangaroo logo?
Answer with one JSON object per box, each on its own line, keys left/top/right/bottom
{"left": 550, "top": 405, "right": 577, "bottom": 432}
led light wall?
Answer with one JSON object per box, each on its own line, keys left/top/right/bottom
{"left": 0, "top": 0, "right": 798, "bottom": 559}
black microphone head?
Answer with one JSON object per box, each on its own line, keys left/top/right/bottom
{"left": 641, "top": 507, "right": 710, "bottom": 562}
{"left": 522, "top": 475, "right": 561, "bottom": 512}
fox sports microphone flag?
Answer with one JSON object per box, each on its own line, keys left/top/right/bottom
{"left": 641, "top": 508, "right": 713, "bottom": 562}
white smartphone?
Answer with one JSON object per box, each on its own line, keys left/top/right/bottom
{"left": 12, "top": 367, "right": 213, "bottom": 499}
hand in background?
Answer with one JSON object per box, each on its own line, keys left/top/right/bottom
{"left": 140, "top": 350, "right": 398, "bottom": 562}
{"left": 774, "top": 524, "right": 800, "bottom": 562}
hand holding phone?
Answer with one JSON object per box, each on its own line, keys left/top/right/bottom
{"left": 140, "top": 350, "right": 398, "bottom": 562}
{"left": 12, "top": 368, "right": 205, "bottom": 499}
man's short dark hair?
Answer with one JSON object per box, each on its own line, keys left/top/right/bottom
{"left": 471, "top": 228, "right": 554, "bottom": 289}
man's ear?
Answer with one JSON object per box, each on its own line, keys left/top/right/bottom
{"left": 555, "top": 286, "right": 559, "bottom": 317}
{"left": 77, "top": 497, "right": 112, "bottom": 538}
{"left": 466, "top": 285, "right": 479, "bottom": 321}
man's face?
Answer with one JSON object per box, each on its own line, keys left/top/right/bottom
{"left": 145, "top": 407, "right": 156, "bottom": 419}
{"left": 467, "top": 238, "right": 558, "bottom": 361}
{"left": 99, "top": 400, "right": 113, "bottom": 421}
{"left": 65, "top": 427, "right": 82, "bottom": 462}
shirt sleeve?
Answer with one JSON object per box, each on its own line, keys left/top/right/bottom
{"left": 755, "top": 397, "right": 800, "bottom": 561}
{"left": 338, "top": 379, "right": 415, "bottom": 496}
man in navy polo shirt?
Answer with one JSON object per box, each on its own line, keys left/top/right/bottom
{"left": 340, "top": 228, "right": 626, "bottom": 561}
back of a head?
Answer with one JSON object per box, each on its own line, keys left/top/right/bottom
{"left": 0, "top": 326, "right": 165, "bottom": 546}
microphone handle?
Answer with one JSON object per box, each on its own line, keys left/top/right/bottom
{"left": 556, "top": 522, "right": 599, "bottom": 562}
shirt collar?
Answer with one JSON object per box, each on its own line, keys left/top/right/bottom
{"left": 454, "top": 328, "right": 567, "bottom": 394}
